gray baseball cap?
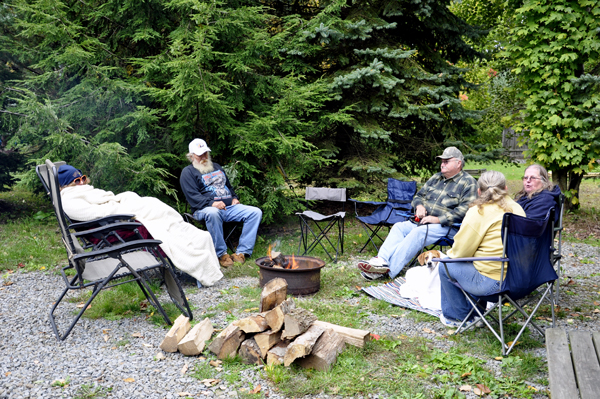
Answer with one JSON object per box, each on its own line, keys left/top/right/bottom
{"left": 436, "top": 146, "right": 464, "bottom": 161}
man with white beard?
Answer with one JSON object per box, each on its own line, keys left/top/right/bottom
{"left": 180, "top": 138, "right": 262, "bottom": 268}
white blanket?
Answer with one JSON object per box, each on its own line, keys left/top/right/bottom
{"left": 399, "top": 264, "right": 442, "bottom": 311}
{"left": 61, "top": 185, "right": 223, "bottom": 286}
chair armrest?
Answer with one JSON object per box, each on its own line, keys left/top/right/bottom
{"left": 72, "top": 239, "right": 164, "bottom": 262}
{"left": 73, "top": 222, "right": 144, "bottom": 238}
{"left": 69, "top": 215, "right": 136, "bottom": 230}
{"left": 433, "top": 257, "right": 508, "bottom": 263}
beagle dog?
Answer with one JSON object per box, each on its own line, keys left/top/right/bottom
{"left": 417, "top": 250, "right": 444, "bottom": 268}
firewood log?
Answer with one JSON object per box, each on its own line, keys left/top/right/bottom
{"left": 208, "top": 323, "right": 245, "bottom": 359}
{"left": 283, "top": 324, "right": 325, "bottom": 366}
{"left": 312, "top": 320, "right": 371, "bottom": 348}
{"left": 265, "top": 298, "right": 295, "bottom": 333}
{"left": 177, "top": 318, "right": 214, "bottom": 356}
{"left": 266, "top": 341, "right": 289, "bottom": 366}
{"left": 297, "top": 328, "right": 346, "bottom": 371}
{"left": 239, "top": 337, "right": 264, "bottom": 365}
{"left": 159, "top": 314, "right": 191, "bottom": 353}
{"left": 234, "top": 314, "right": 269, "bottom": 333}
{"left": 281, "top": 308, "right": 317, "bottom": 340}
{"left": 260, "top": 277, "right": 288, "bottom": 312}
{"left": 254, "top": 329, "right": 282, "bottom": 358}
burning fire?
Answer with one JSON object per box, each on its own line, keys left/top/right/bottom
{"left": 267, "top": 242, "right": 299, "bottom": 269}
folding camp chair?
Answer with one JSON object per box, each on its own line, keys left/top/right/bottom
{"left": 349, "top": 179, "right": 417, "bottom": 253}
{"left": 38, "top": 160, "right": 193, "bottom": 340}
{"left": 434, "top": 210, "right": 558, "bottom": 355}
{"left": 296, "top": 187, "right": 346, "bottom": 262}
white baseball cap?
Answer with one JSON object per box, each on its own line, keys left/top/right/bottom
{"left": 188, "top": 138, "right": 211, "bottom": 156}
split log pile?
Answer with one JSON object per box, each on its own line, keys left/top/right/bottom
{"left": 159, "top": 316, "right": 214, "bottom": 356}
{"left": 207, "top": 277, "right": 371, "bottom": 371}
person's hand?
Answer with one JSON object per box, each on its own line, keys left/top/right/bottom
{"left": 232, "top": 198, "right": 240, "bottom": 206}
{"left": 420, "top": 215, "right": 440, "bottom": 225}
{"left": 415, "top": 205, "right": 427, "bottom": 219}
{"left": 212, "top": 201, "right": 226, "bottom": 210}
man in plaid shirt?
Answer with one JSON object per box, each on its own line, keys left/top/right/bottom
{"left": 358, "top": 147, "right": 477, "bottom": 280}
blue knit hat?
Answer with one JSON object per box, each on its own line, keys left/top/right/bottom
{"left": 57, "top": 165, "right": 84, "bottom": 187}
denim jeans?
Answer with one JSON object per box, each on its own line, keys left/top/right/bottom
{"left": 193, "top": 204, "right": 262, "bottom": 258}
{"left": 438, "top": 261, "right": 500, "bottom": 322}
{"left": 378, "top": 221, "right": 458, "bottom": 278}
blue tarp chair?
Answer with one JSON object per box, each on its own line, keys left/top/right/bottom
{"left": 434, "top": 210, "right": 558, "bottom": 355}
{"left": 349, "top": 179, "right": 417, "bottom": 253}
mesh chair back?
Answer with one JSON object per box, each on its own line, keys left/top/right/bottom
{"left": 37, "top": 161, "right": 66, "bottom": 195}
{"left": 500, "top": 210, "right": 558, "bottom": 300}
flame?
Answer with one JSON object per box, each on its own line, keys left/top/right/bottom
{"left": 267, "top": 243, "right": 274, "bottom": 259}
{"left": 287, "top": 254, "right": 299, "bottom": 270}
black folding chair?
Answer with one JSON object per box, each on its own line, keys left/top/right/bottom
{"left": 296, "top": 187, "right": 346, "bottom": 262}
{"left": 553, "top": 193, "right": 565, "bottom": 304}
{"left": 434, "top": 210, "right": 558, "bottom": 355}
{"left": 38, "top": 160, "right": 193, "bottom": 340}
{"left": 349, "top": 179, "right": 417, "bottom": 253}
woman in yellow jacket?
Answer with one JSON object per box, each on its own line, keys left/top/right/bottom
{"left": 438, "top": 170, "right": 525, "bottom": 327}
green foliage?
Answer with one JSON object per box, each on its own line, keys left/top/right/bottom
{"left": 503, "top": 0, "right": 600, "bottom": 209}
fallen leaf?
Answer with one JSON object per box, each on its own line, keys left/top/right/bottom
{"left": 2, "top": 281, "right": 13, "bottom": 286}
{"left": 209, "top": 360, "right": 222, "bottom": 367}
{"left": 473, "top": 387, "right": 482, "bottom": 396}
{"left": 4, "top": 372, "right": 11, "bottom": 376}
{"left": 461, "top": 372, "right": 471, "bottom": 378}
{"left": 143, "top": 343, "right": 153, "bottom": 347}
{"left": 139, "top": 300, "right": 149, "bottom": 310}
{"left": 111, "top": 346, "right": 117, "bottom": 350}
{"left": 177, "top": 393, "right": 192, "bottom": 397}
{"left": 370, "top": 333, "right": 380, "bottom": 340}
{"left": 249, "top": 385, "right": 262, "bottom": 394}
{"left": 422, "top": 328, "right": 435, "bottom": 334}
{"left": 180, "top": 364, "right": 188, "bottom": 375}
{"left": 355, "top": 285, "right": 362, "bottom": 290}
{"left": 495, "top": 356, "right": 503, "bottom": 361}
{"left": 201, "top": 378, "right": 220, "bottom": 387}
{"left": 233, "top": 286, "right": 239, "bottom": 288}
{"left": 102, "top": 329, "right": 111, "bottom": 334}
{"left": 459, "top": 385, "right": 472, "bottom": 392}
{"left": 76, "top": 302, "right": 91, "bottom": 310}
{"left": 528, "top": 385, "right": 539, "bottom": 391}
{"left": 507, "top": 340, "right": 520, "bottom": 347}
{"left": 476, "top": 383, "right": 491, "bottom": 394}
{"left": 123, "top": 378, "right": 135, "bottom": 382}
{"left": 570, "top": 313, "right": 579, "bottom": 317}
{"left": 593, "top": 309, "right": 600, "bottom": 313}
{"left": 594, "top": 301, "right": 600, "bottom": 306}
{"left": 155, "top": 352, "right": 166, "bottom": 360}
{"left": 131, "top": 332, "right": 143, "bottom": 338}
{"left": 244, "top": 307, "right": 259, "bottom": 312}
{"left": 103, "top": 334, "right": 109, "bottom": 342}
{"left": 17, "top": 263, "right": 25, "bottom": 268}
{"left": 567, "top": 279, "right": 576, "bottom": 285}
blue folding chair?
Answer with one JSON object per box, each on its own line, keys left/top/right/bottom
{"left": 434, "top": 210, "right": 558, "bottom": 355}
{"left": 349, "top": 179, "right": 417, "bottom": 253}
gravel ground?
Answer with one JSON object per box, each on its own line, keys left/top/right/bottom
{"left": 1, "top": 241, "right": 599, "bottom": 399}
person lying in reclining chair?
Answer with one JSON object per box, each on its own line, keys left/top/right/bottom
{"left": 58, "top": 164, "right": 223, "bottom": 288}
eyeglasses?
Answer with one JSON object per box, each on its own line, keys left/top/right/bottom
{"left": 441, "top": 159, "right": 458, "bottom": 165}
{"left": 73, "top": 175, "right": 88, "bottom": 185}
{"left": 522, "top": 176, "right": 542, "bottom": 182}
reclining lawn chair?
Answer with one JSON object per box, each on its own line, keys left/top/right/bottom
{"left": 349, "top": 178, "right": 417, "bottom": 253}
{"left": 296, "top": 187, "right": 346, "bottom": 262}
{"left": 38, "top": 160, "right": 192, "bottom": 340}
{"left": 434, "top": 210, "right": 558, "bottom": 355}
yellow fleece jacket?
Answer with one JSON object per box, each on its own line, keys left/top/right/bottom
{"left": 447, "top": 197, "right": 525, "bottom": 281}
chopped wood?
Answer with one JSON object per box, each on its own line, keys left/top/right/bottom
{"left": 270, "top": 251, "right": 287, "bottom": 267}
{"left": 297, "top": 328, "right": 346, "bottom": 371}
{"left": 239, "top": 337, "right": 263, "bottom": 365}
{"left": 260, "top": 277, "right": 288, "bottom": 312}
{"left": 159, "top": 315, "right": 191, "bottom": 353}
{"left": 254, "top": 330, "right": 282, "bottom": 358}
{"left": 312, "top": 320, "right": 371, "bottom": 348}
{"left": 266, "top": 341, "right": 289, "bottom": 366}
{"left": 281, "top": 308, "right": 317, "bottom": 340}
{"left": 283, "top": 324, "right": 325, "bottom": 367}
{"left": 177, "top": 318, "right": 214, "bottom": 356}
{"left": 208, "top": 323, "right": 245, "bottom": 359}
{"left": 265, "top": 298, "right": 295, "bottom": 333}
{"left": 234, "top": 314, "right": 269, "bottom": 333}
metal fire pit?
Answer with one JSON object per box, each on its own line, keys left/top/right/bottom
{"left": 256, "top": 255, "right": 326, "bottom": 296}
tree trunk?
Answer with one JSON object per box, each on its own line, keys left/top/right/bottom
{"left": 552, "top": 168, "right": 582, "bottom": 211}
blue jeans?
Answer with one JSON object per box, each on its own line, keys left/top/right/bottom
{"left": 378, "top": 221, "right": 458, "bottom": 278}
{"left": 438, "top": 261, "right": 500, "bottom": 321}
{"left": 193, "top": 204, "right": 262, "bottom": 258}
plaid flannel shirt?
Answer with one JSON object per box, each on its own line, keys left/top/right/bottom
{"left": 411, "top": 170, "right": 478, "bottom": 226}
